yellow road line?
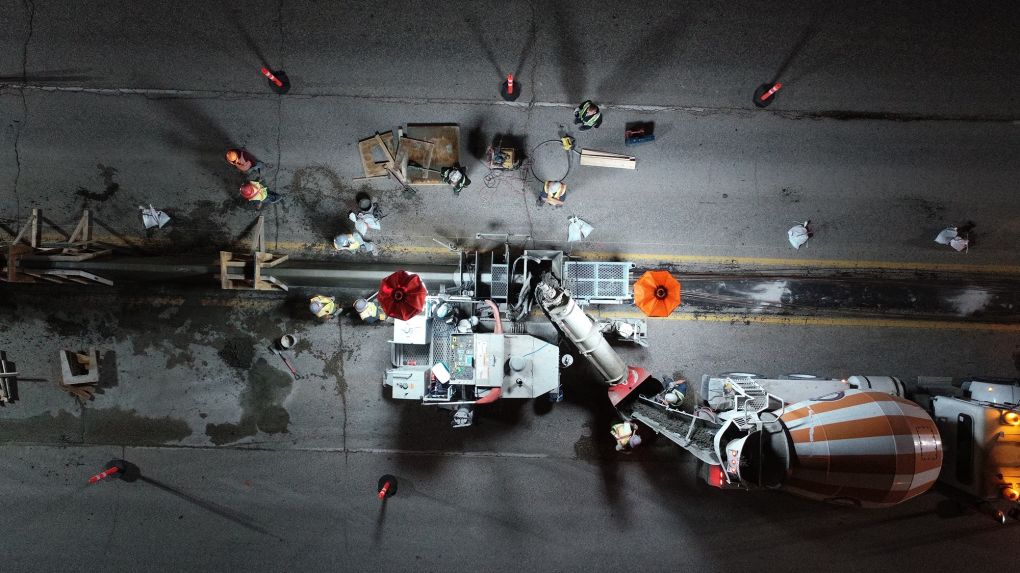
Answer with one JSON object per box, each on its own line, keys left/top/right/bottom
{"left": 598, "top": 310, "right": 1020, "bottom": 332}
{"left": 572, "top": 250, "right": 1020, "bottom": 275}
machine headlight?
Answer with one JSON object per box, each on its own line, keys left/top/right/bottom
{"left": 1002, "top": 411, "right": 1020, "bottom": 426}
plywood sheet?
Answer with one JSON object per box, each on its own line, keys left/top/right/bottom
{"left": 405, "top": 124, "right": 459, "bottom": 185}
{"left": 395, "top": 136, "right": 434, "bottom": 174}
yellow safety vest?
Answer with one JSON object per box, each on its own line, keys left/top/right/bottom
{"left": 336, "top": 234, "right": 363, "bottom": 252}
{"left": 576, "top": 101, "right": 601, "bottom": 127}
{"left": 310, "top": 295, "right": 336, "bottom": 318}
{"left": 358, "top": 301, "right": 387, "bottom": 321}
{"left": 610, "top": 422, "right": 634, "bottom": 448}
{"left": 245, "top": 181, "right": 269, "bottom": 202}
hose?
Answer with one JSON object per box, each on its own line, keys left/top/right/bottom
{"left": 484, "top": 299, "right": 503, "bottom": 334}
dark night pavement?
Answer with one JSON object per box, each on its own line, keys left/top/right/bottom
{"left": 3, "top": 1, "right": 1020, "bottom": 570}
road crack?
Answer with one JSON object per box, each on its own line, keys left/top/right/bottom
{"left": 11, "top": 0, "right": 36, "bottom": 226}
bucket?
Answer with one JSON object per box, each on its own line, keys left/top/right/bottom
{"left": 279, "top": 334, "right": 297, "bottom": 349}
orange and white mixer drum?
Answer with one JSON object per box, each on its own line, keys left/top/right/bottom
{"left": 779, "top": 390, "right": 943, "bottom": 507}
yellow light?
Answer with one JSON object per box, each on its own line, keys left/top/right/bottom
{"left": 1002, "top": 487, "right": 1020, "bottom": 502}
{"left": 1003, "top": 411, "right": 1020, "bottom": 426}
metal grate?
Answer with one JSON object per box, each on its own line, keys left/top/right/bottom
{"left": 564, "top": 261, "right": 632, "bottom": 303}
{"left": 429, "top": 320, "right": 455, "bottom": 366}
{"left": 393, "top": 343, "right": 429, "bottom": 367}
{"left": 490, "top": 264, "right": 508, "bottom": 298}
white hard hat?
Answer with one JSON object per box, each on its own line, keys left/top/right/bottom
{"left": 333, "top": 234, "right": 350, "bottom": 249}
{"left": 310, "top": 301, "right": 323, "bottom": 313}
{"left": 354, "top": 298, "right": 368, "bottom": 312}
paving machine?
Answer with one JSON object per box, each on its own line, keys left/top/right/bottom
{"left": 384, "top": 239, "right": 637, "bottom": 427}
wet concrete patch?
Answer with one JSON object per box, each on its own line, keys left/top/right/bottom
{"left": 218, "top": 336, "right": 257, "bottom": 369}
{"left": 322, "top": 350, "right": 347, "bottom": 399}
{"left": 205, "top": 358, "right": 293, "bottom": 445}
{"left": 0, "top": 409, "right": 84, "bottom": 444}
{"left": 84, "top": 406, "right": 192, "bottom": 446}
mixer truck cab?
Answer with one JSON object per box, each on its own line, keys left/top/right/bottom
{"left": 930, "top": 378, "right": 1020, "bottom": 517}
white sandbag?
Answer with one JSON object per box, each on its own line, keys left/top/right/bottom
{"left": 567, "top": 216, "right": 594, "bottom": 242}
{"left": 934, "top": 227, "right": 957, "bottom": 245}
{"left": 139, "top": 204, "right": 171, "bottom": 229}
{"left": 787, "top": 221, "right": 811, "bottom": 249}
{"left": 950, "top": 236, "right": 969, "bottom": 252}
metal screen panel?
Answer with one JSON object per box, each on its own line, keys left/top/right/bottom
{"left": 429, "top": 320, "right": 455, "bottom": 366}
{"left": 393, "top": 343, "right": 429, "bottom": 367}
{"left": 564, "top": 261, "right": 632, "bottom": 304}
{"left": 490, "top": 264, "right": 508, "bottom": 298}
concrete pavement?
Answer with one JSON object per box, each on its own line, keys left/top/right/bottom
{"left": 3, "top": 444, "right": 1017, "bottom": 572}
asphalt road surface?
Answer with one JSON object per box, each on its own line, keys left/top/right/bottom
{"left": 2, "top": 1, "right": 1020, "bottom": 571}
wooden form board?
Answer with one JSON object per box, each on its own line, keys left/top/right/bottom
{"left": 579, "top": 148, "right": 637, "bottom": 170}
{"left": 394, "top": 136, "right": 435, "bottom": 179}
{"left": 405, "top": 124, "right": 460, "bottom": 185}
{"left": 358, "top": 132, "right": 397, "bottom": 178}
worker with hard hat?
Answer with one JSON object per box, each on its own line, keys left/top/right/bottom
{"left": 657, "top": 377, "right": 688, "bottom": 408}
{"left": 573, "top": 100, "right": 603, "bottom": 130}
{"left": 353, "top": 298, "right": 387, "bottom": 324}
{"left": 225, "top": 148, "right": 265, "bottom": 179}
{"left": 239, "top": 180, "right": 281, "bottom": 208}
{"left": 309, "top": 295, "right": 339, "bottom": 320}
{"left": 610, "top": 421, "right": 642, "bottom": 452}
{"left": 333, "top": 232, "right": 376, "bottom": 255}
{"left": 541, "top": 181, "right": 567, "bottom": 207}
{"left": 441, "top": 165, "right": 471, "bottom": 195}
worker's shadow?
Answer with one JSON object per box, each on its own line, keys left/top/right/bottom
{"left": 560, "top": 361, "right": 628, "bottom": 510}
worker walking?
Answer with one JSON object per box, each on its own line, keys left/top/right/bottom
{"left": 225, "top": 148, "right": 266, "bottom": 180}
{"left": 610, "top": 421, "right": 642, "bottom": 452}
{"left": 309, "top": 295, "right": 339, "bottom": 320}
{"left": 333, "top": 232, "right": 377, "bottom": 255}
{"left": 573, "top": 100, "right": 603, "bottom": 130}
{"left": 353, "top": 298, "right": 388, "bottom": 324}
{"left": 239, "top": 181, "right": 281, "bottom": 209}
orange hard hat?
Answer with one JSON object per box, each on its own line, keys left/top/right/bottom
{"left": 239, "top": 182, "right": 258, "bottom": 199}
{"left": 225, "top": 149, "right": 240, "bottom": 162}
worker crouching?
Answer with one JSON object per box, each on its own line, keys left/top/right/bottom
{"left": 441, "top": 165, "right": 471, "bottom": 195}
{"left": 353, "top": 298, "right": 388, "bottom": 324}
{"left": 309, "top": 295, "right": 339, "bottom": 320}
{"left": 333, "top": 232, "right": 377, "bottom": 256}
{"left": 540, "top": 181, "right": 567, "bottom": 207}
{"left": 610, "top": 421, "right": 642, "bottom": 452}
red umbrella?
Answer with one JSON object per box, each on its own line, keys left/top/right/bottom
{"left": 633, "top": 270, "right": 681, "bottom": 317}
{"left": 378, "top": 270, "right": 428, "bottom": 321}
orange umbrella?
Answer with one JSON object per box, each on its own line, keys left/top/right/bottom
{"left": 633, "top": 270, "right": 681, "bottom": 317}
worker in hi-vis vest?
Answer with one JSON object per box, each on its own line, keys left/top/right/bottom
{"left": 225, "top": 148, "right": 265, "bottom": 180}
{"left": 541, "top": 180, "right": 567, "bottom": 207}
{"left": 239, "top": 181, "right": 281, "bottom": 208}
{"left": 573, "top": 100, "right": 603, "bottom": 130}
{"left": 353, "top": 298, "right": 387, "bottom": 324}
{"left": 309, "top": 295, "right": 339, "bottom": 320}
{"left": 610, "top": 421, "right": 642, "bottom": 452}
